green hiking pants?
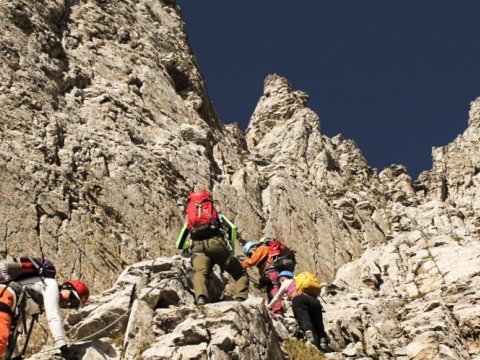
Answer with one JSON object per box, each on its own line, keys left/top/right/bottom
{"left": 191, "top": 237, "right": 249, "bottom": 301}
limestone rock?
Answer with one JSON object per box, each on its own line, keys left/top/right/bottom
{"left": 0, "top": 0, "right": 243, "bottom": 292}
{"left": 323, "top": 200, "right": 480, "bottom": 359}
{"left": 1, "top": 1, "right": 480, "bottom": 359}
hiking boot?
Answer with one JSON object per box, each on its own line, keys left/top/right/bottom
{"left": 305, "top": 339, "right": 316, "bottom": 347}
{"left": 319, "top": 337, "right": 333, "bottom": 353}
{"left": 304, "top": 330, "right": 317, "bottom": 346}
{"left": 196, "top": 295, "right": 208, "bottom": 305}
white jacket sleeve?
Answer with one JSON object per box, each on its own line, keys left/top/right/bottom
{"left": 42, "top": 278, "right": 66, "bottom": 347}
{"left": 268, "top": 279, "right": 292, "bottom": 309}
{"left": 18, "top": 277, "right": 66, "bottom": 347}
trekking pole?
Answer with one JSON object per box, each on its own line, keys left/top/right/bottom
{"left": 27, "top": 257, "right": 46, "bottom": 284}
{"left": 20, "top": 314, "right": 38, "bottom": 357}
{"left": 5, "top": 320, "right": 20, "bottom": 360}
{"left": 318, "top": 293, "right": 328, "bottom": 312}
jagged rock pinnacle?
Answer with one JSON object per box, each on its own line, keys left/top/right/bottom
{"left": 468, "top": 97, "right": 480, "bottom": 127}
{"left": 246, "top": 74, "right": 312, "bottom": 149}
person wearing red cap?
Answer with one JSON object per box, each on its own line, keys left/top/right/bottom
{"left": 6, "top": 277, "right": 89, "bottom": 358}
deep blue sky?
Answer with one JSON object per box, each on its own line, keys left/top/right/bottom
{"left": 176, "top": 1, "right": 480, "bottom": 179}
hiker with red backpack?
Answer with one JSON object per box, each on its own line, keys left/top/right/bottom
{"left": 268, "top": 270, "right": 332, "bottom": 353}
{"left": 176, "top": 190, "right": 249, "bottom": 305}
{"left": 0, "top": 257, "right": 89, "bottom": 359}
{"left": 241, "top": 237, "right": 296, "bottom": 316}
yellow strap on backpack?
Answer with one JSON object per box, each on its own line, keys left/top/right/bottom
{"left": 294, "top": 271, "right": 321, "bottom": 297}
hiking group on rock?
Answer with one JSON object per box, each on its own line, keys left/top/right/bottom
{"left": 0, "top": 188, "right": 331, "bottom": 358}
{"left": 176, "top": 189, "right": 332, "bottom": 353}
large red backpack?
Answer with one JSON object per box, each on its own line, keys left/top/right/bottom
{"left": 265, "top": 239, "right": 296, "bottom": 272}
{"left": 186, "top": 190, "right": 220, "bottom": 240}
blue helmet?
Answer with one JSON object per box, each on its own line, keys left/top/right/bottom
{"left": 243, "top": 241, "right": 256, "bottom": 255}
{"left": 279, "top": 270, "right": 294, "bottom": 279}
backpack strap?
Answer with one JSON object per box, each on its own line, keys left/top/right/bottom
{"left": 198, "top": 202, "right": 219, "bottom": 228}
{"left": 0, "top": 302, "right": 13, "bottom": 316}
{"left": 0, "top": 282, "right": 20, "bottom": 313}
{"left": 0, "top": 282, "right": 10, "bottom": 297}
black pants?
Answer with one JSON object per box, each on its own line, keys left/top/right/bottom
{"left": 292, "top": 294, "right": 326, "bottom": 339}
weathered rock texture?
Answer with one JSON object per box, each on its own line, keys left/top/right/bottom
{"left": 319, "top": 97, "right": 480, "bottom": 359}
{"left": 0, "top": 0, "right": 243, "bottom": 291}
{"left": 1, "top": 0, "right": 479, "bottom": 359}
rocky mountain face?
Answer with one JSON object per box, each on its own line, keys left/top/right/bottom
{"left": 0, "top": 0, "right": 243, "bottom": 291}
{"left": 1, "top": 1, "right": 479, "bottom": 359}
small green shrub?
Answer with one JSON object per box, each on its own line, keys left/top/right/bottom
{"left": 135, "top": 342, "right": 152, "bottom": 360}
{"left": 107, "top": 332, "right": 125, "bottom": 348}
{"left": 283, "top": 339, "right": 325, "bottom": 360}
{"left": 452, "top": 235, "right": 463, "bottom": 243}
